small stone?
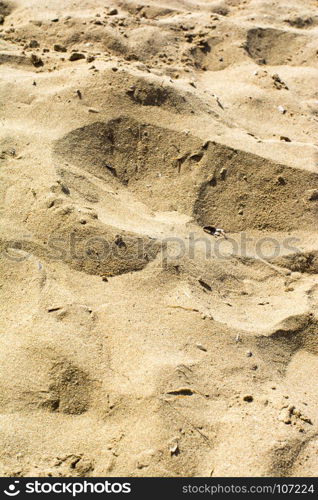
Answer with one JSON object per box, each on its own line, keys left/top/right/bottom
{"left": 278, "top": 408, "right": 292, "bottom": 424}
{"left": 276, "top": 175, "right": 286, "bottom": 185}
{"left": 169, "top": 442, "right": 180, "bottom": 456}
{"left": 54, "top": 44, "right": 67, "bottom": 52}
{"left": 220, "top": 167, "right": 227, "bottom": 179}
{"left": 280, "top": 136, "right": 291, "bottom": 142}
{"left": 69, "top": 52, "right": 85, "bottom": 61}
{"left": 272, "top": 73, "right": 289, "bottom": 90}
{"left": 300, "top": 415, "right": 313, "bottom": 425}
{"left": 108, "top": 8, "right": 118, "bottom": 15}
{"left": 114, "top": 235, "right": 126, "bottom": 248}
{"left": 246, "top": 350, "right": 252, "bottom": 357}
{"left": 30, "top": 54, "right": 43, "bottom": 67}
{"left": 277, "top": 105, "right": 286, "bottom": 114}
{"left": 29, "top": 39, "right": 39, "bottom": 48}
{"left": 305, "top": 189, "right": 318, "bottom": 202}
{"left": 243, "top": 395, "right": 253, "bottom": 402}
{"left": 196, "top": 343, "right": 207, "bottom": 352}
{"left": 57, "top": 181, "right": 70, "bottom": 195}
{"left": 87, "top": 54, "right": 95, "bottom": 63}
{"left": 127, "top": 85, "right": 135, "bottom": 95}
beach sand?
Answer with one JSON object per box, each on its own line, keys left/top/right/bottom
{"left": 0, "top": 0, "right": 318, "bottom": 477}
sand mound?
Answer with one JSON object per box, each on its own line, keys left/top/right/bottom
{"left": 25, "top": 204, "right": 159, "bottom": 277}
{"left": 274, "top": 251, "right": 318, "bottom": 274}
{"left": 54, "top": 116, "right": 203, "bottom": 212}
{"left": 55, "top": 117, "right": 318, "bottom": 230}
{"left": 245, "top": 27, "right": 316, "bottom": 66}
{"left": 194, "top": 142, "right": 318, "bottom": 231}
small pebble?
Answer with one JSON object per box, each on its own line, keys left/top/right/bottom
{"left": 220, "top": 167, "right": 227, "bottom": 179}
{"left": 305, "top": 189, "right": 318, "bottom": 201}
{"left": 29, "top": 39, "right": 39, "bottom": 48}
{"left": 243, "top": 395, "right": 253, "bottom": 402}
{"left": 54, "top": 44, "right": 67, "bottom": 52}
{"left": 69, "top": 52, "right": 85, "bottom": 61}
{"left": 169, "top": 442, "right": 179, "bottom": 456}
{"left": 277, "top": 175, "right": 286, "bottom": 185}
{"left": 278, "top": 408, "right": 291, "bottom": 424}
{"left": 30, "top": 54, "right": 43, "bottom": 67}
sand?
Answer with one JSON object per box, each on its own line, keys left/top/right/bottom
{"left": 0, "top": 0, "right": 318, "bottom": 477}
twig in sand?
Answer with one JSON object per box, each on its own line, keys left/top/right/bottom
{"left": 257, "top": 257, "right": 290, "bottom": 276}
{"left": 167, "top": 305, "right": 200, "bottom": 313}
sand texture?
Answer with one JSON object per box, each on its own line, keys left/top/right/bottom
{"left": 0, "top": 0, "right": 318, "bottom": 477}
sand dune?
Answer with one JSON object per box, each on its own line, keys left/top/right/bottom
{"left": 0, "top": 0, "right": 318, "bottom": 477}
